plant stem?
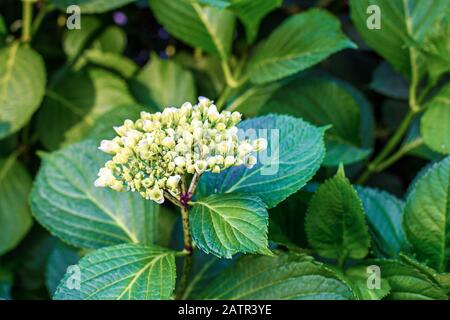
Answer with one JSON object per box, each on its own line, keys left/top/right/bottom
{"left": 357, "top": 109, "right": 418, "bottom": 184}
{"left": 176, "top": 205, "right": 193, "bottom": 299}
{"left": 32, "top": 2, "right": 53, "bottom": 37}
{"left": 21, "top": 0, "right": 35, "bottom": 43}
{"left": 188, "top": 173, "right": 200, "bottom": 196}
{"left": 163, "top": 191, "right": 182, "bottom": 208}
{"left": 217, "top": 52, "right": 249, "bottom": 110}
{"left": 375, "top": 138, "right": 424, "bottom": 173}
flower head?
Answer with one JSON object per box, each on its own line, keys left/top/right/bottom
{"left": 95, "top": 97, "right": 267, "bottom": 203}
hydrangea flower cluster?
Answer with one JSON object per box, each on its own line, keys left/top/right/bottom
{"left": 94, "top": 97, "right": 267, "bottom": 204}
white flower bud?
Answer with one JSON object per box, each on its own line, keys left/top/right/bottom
{"left": 161, "top": 137, "right": 175, "bottom": 148}
{"left": 194, "top": 160, "right": 208, "bottom": 173}
{"left": 99, "top": 140, "right": 120, "bottom": 154}
{"left": 167, "top": 175, "right": 181, "bottom": 189}
{"left": 253, "top": 138, "right": 268, "bottom": 151}
{"left": 224, "top": 156, "right": 235, "bottom": 168}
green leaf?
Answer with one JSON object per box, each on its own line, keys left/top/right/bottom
{"left": 370, "top": 62, "right": 409, "bottom": 100}
{"left": 0, "top": 43, "right": 46, "bottom": 139}
{"left": 174, "top": 52, "right": 225, "bottom": 98}
{"left": 197, "top": 252, "right": 355, "bottom": 299}
{"left": 403, "top": 156, "right": 450, "bottom": 271}
{"left": 51, "top": 0, "right": 136, "bottom": 13}
{"left": 377, "top": 259, "right": 448, "bottom": 300}
{"left": 54, "top": 244, "right": 176, "bottom": 300}
{"left": 36, "top": 67, "right": 135, "bottom": 150}
{"left": 255, "top": 74, "right": 373, "bottom": 166}
{"left": 46, "top": 242, "right": 80, "bottom": 294}
{"left": 130, "top": 54, "right": 196, "bottom": 110}
{"left": 0, "top": 268, "right": 13, "bottom": 300}
{"left": 198, "top": 114, "right": 326, "bottom": 209}
{"left": 305, "top": 167, "right": 370, "bottom": 260}
{"left": 356, "top": 187, "right": 408, "bottom": 258}
{"left": 421, "top": 15, "right": 450, "bottom": 81}
{"left": 229, "top": 0, "right": 282, "bottom": 43}
{"left": 86, "top": 104, "right": 143, "bottom": 142}
{"left": 247, "top": 9, "right": 355, "bottom": 84}
{"left": 421, "top": 83, "right": 450, "bottom": 154}
{"left": 345, "top": 265, "right": 391, "bottom": 300}
{"left": 30, "top": 139, "right": 160, "bottom": 249}
{"left": 350, "top": 0, "right": 450, "bottom": 79}
{"left": 84, "top": 50, "right": 138, "bottom": 79}
{"left": 148, "top": 0, "right": 235, "bottom": 59}
{"left": 268, "top": 190, "right": 312, "bottom": 249}
{"left": 0, "top": 155, "right": 33, "bottom": 255}
{"left": 63, "top": 17, "right": 127, "bottom": 61}
{"left": 190, "top": 193, "right": 268, "bottom": 258}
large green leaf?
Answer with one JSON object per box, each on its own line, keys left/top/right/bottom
{"left": 377, "top": 259, "right": 448, "bottom": 300}
{"left": 190, "top": 193, "right": 268, "bottom": 258}
{"left": 356, "top": 187, "right": 408, "bottom": 258}
{"left": 36, "top": 67, "right": 135, "bottom": 150}
{"left": 229, "top": 0, "right": 282, "bottom": 43}
{"left": 46, "top": 242, "right": 81, "bottom": 295}
{"left": 0, "top": 43, "right": 46, "bottom": 139}
{"left": 0, "top": 156, "right": 33, "bottom": 255}
{"left": 421, "top": 83, "right": 450, "bottom": 154}
{"left": 197, "top": 252, "right": 355, "bottom": 299}
{"left": 130, "top": 54, "right": 196, "bottom": 110}
{"left": 54, "top": 244, "right": 176, "bottom": 300}
{"left": 30, "top": 139, "right": 160, "bottom": 249}
{"left": 149, "top": 0, "right": 235, "bottom": 59}
{"left": 247, "top": 9, "right": 355, "bottom": 84}
{"left": 198, "top": 114, "right": 326, "bottom": 209}
{"left": 51, "top": 0, "right": 136, "bottom": 13}
{"left": 255, "top": 74, "right": 373, "bottom": 166}
{"left": 350, "top": 0, "right": 450, "bottom": 79}
{"left": 403, "top": 156, "right": 450, "bottom": 271}
{"left": 305, "top": 167, "right": 370, "bottom": 261}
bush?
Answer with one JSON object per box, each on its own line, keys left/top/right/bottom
{"left": 0, "top": 0, "right": 449, "bottom": 300}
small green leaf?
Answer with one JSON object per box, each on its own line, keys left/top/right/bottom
{"left": 46, "top": 242, "right": 80, "bottom": 295}
{"left": 54, "top": 244, "right": 176, "bottom": 300}
{"left": 31, "top": 139, "right": 160, "bottom": 249}
{"left": 403, "top": 156, "right": 450, "bottom": 271}
{"left": 63, "top": 17, "right": 127, "bottom": 61}
{"left": 130, "top": 53, "right": 196, "bottom": 110}
{"left": 356, "top": 187, "right": 408, "bottom": 258}
{"left": 84, "top": 50, "right": 138, "bottom": 79}
{"left": 0, "top": 156, "right": 33, "bottom": 255}
{"left": 51, "top": 0, "right": 136, "bottom": 13}
{"left": 36, "top": 67, "right": 135, "bottom": 150}
{"left": 229, "top": 0, "right": 282, "bottom": 43}
{"left": 421, "top": 83, "right": 450, "bottom": 154}
{"left": 0, "top": 43, "right": 46, "bottom": 139}
{"left": 198, "top": 114, "right": 326, "bottom": 208}
{"left": 345, "top": 265, "right": 391, "bottom": 300}
{"left": 377, "top": 259, "right": 448, "bottom": 300}
{"left": 0, "top": 268, "right": 12, "bottom": 300}
{"left": 149, "top": 0, "right": 235, "bottom": 59}
{"left": 247, "top": 9, "right": 355, "bottom": 84}
{"left": 197, "top": 252, "right": 355, "bottom": 299}
{"left": 190, "top": 193, "right": 268, "bottom": 258}
{"left": 370, "top": 62, "right": 409, "bottom": 100}
{"left": 305, "top": 168, "right": 370, "bottom": 260}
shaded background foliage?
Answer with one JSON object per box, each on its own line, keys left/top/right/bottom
{"left": 0, "top": 0, "right": 450, "bottom": 300}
